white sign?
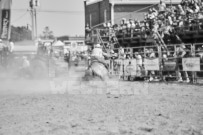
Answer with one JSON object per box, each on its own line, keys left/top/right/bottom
{"left": 182, "top": 57, "right": 200, "bottom": 71}
{"left": 144, "top": 58, "right": 160, "bottom": 71}
{"left": 124, "top": 59, "right": 137, "bottom": 76}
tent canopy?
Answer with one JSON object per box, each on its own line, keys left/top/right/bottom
{"left": 52, "top": 40, "right": 64, "bottom": 47}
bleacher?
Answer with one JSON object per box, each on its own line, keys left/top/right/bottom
{"left": 86, "top": 0, "right": 203, "bottom": 49}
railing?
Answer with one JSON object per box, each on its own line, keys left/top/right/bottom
{"left": 105, "top": 43, "right": 203, "bottom": 84}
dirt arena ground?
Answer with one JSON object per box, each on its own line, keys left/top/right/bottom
{"left": 0, "top": 68, "right": 203, "bottom": 135}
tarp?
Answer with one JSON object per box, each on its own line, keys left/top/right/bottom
{"left": 52, "top": 40, "right": 65, "bottom": 47}
{"left": 144, "top": 58, "right": 160, "bottom": 71}
{"left": 182, "top": 57, "right": 200, "bottom": 71}
{"left": 0, "top": 0, "right": 12, "bottom": 40}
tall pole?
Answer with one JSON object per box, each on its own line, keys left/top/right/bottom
{"left": 31, "top": 8, "right": 35, "bottom": 40}
{"left": 111, "top": 3, "right": 115, "bottom": 25}
{"left": 30, "top": 0, "right": 39, "bottom": 40}
{"left": 34, "top": 8, "right": 37, "bottom": 39}
{"left": 30, "top": 0, "right": 35, "bottom": 40}
{"left": 170, "top": 0, "right": 172, "bottom": 11}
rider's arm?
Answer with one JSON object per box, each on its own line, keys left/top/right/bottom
{"left": 102, "top": 52, "right": 109, "bottom": 58}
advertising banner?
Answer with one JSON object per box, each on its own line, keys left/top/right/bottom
{"left": 163, "top": 58, "right": 177, "bottom": 71}
{"left": 0, "top": 0, "right": 12, "bottom": 40}
{"left": 124, "top": 59, "right": 137, "bottom": 76}
{"left": 144, "top": 58, "right": 160, "bottom": 71}
{"left": 182, "top": 57, "right": 200, "bottom": 71}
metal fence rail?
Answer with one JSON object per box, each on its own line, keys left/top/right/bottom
{"left": 106, "top": 43, "right": 203, "bottom": 84}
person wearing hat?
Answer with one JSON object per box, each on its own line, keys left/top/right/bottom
{"left": 19, "top": 56, "right": 31, "bottom": 78}
{"left": 174, "top": 43, "right": 190, "bottom": 83}
{"left": 85, "top": 24, "right": 91, "bottom": 39}
{"left": 91, "top": 44, "right": 108, "bottom": 68}
{"left": 118, "top": 46, "right": 125, "bottom": 59}
{"left": 158, "top": 0, "right": 166, "bottom": 15}
{"left": 134, "top": 52, "right": 143, "bottom": 76}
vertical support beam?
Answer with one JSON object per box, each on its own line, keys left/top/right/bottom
{"left": 158, "top": 46, "right": 163, "bottom": 81}
{"left": 111, "top": 3, "right": 114, "bottom": 25}
{"left": 31, "top": 8, "right": 35, "bottom": 40}
{"left": 84, "top": 0, "right": 87, "bottom": 26}
{"left": 34, "top": 8, "right": 37, "bottom": 39}
{"left": 30, "top": 0, "right": 35, "bottom": 40}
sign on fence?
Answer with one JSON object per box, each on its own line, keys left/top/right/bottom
{"left": 163, "top": 58, "right": 177, "bottom": 71}
{"left": 144, "top": 58, "right": 160, "bottom": 70}
{"left": 124, "top": 59, "right": 137, "bottom": 76}
{"left": 182, "top": 57, "right": 200, "bottom": 71}
{"left": 113, "top": 59, "right": 122, "bottom": 75}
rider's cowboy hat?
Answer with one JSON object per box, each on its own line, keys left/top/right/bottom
{"left": 22, "top": 56, "right": 27, "bottom": 60}
{"left": 95, "top": 44, "right": 101, "bottom": 48}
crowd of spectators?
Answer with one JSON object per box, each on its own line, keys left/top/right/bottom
{"left": 85, "top": 0, "right": 203, "bottom": 82}
{"left": 93, "top": 0, "right": 203, "bottom": 46}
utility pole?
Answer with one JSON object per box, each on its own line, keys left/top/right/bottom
{"left": 30, "top": 0, "right": 35, "bottom": 40}
{"left": 34, "top": 8, "right": 37, "bottom": 39}
{"left": 170, "top": 0, "right": 172, "bottom": 11}
{"left": 29, "top": 0, "right": 40, "bottom": 40}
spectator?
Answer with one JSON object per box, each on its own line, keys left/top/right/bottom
{"left": 118, "top": 46, "right": 125, "bottom": 59}
{"left": 146, "top": 48, "right": 156, "bottom": 81}
{"left": 134, "top": 52, "right": 143, "bottom": 76}
{"left": 85, "top": 24, "right": 91, "bottom": 39}
{"left": 158, "top": 0, "right": 166, "bottom": 14}
{"left": 125, "top": 61, "right": 134, "bottom": 80}
{"left": 135, "top": 20, "right": 141, "bottom": 32}
{"left": 174, "top": 44, "right": 190, "bottom": 82}
{"left": 125, "top": 49, "right": 132, "bottom": 59}
{"left": 178, "top": 4, "right": 185, "bottom": 15}
{"left": 196, "top": 45, "right": 203, "bottom": 59}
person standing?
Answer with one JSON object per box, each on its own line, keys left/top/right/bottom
{"left": 9, "top": 40, "right": 15, "bottom": 53}
{"left": 0, "top": 39, "right": 4, "bottom": 65}
{"left": 174, "top": 44, "right": 190, "bottom": 82}
{"left": 158, "top": 0, "right": 166, "bottom": 15}
{"left": 118, "top": 46, "right": 125, "bottom": 59}
{"left": 19, "top": 56, "right": 31, "bottom": 78}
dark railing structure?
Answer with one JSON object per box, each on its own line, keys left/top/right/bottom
{"left": 104, "top": 43, "right": 203, "bottom": 84}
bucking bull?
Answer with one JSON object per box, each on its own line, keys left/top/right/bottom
{"left": 82, "top": 44, "right": 114, "bottom": 83}
{"left": 83, "top": 57, "right": 109, "bottom": 82}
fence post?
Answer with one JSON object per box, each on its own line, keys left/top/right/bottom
{"left": 158, "top": 46, "right": 163, "bottom": 81}
{"left": 191, "top": 44, "right": 196, "bottom": 83}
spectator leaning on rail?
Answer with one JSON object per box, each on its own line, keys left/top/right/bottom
{"left": 145, "top": 48, "right": 156, "bottom": 81}
{"left": 173, "top": 43, "right": 190, "bottom": 83}
{"left": 118, "top": 46, "right": 125, "bottom": 59}
{"left": 134, "top": 52, "right": 143, "bottom": 76}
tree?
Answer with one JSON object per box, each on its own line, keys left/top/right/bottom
{"left": 10, "top": 26, "right": 32, "bottom": 42}
{"left": 41, "top": 26, "right": 55, "bottom": 39}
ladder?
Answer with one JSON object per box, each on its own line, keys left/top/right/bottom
{"left": 96, "top": 29, "right": 107, "bottom": 51}
{"left": 155, "top": 32, "right": 168, "bottom": 53}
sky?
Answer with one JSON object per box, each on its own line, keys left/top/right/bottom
{"left": 11, "top": 0, "right": 85, "bottom": 37}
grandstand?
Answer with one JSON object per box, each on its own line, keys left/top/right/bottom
{"left": 85, "top": 0, "right": 203, "bottom": 48}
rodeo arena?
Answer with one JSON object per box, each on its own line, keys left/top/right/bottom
{"left": 0, "top": 0, "right": 203, "bottom": 135}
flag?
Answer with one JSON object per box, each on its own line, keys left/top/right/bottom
{"left": 0, "top": 0, "right": 12, "bottom": 40}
